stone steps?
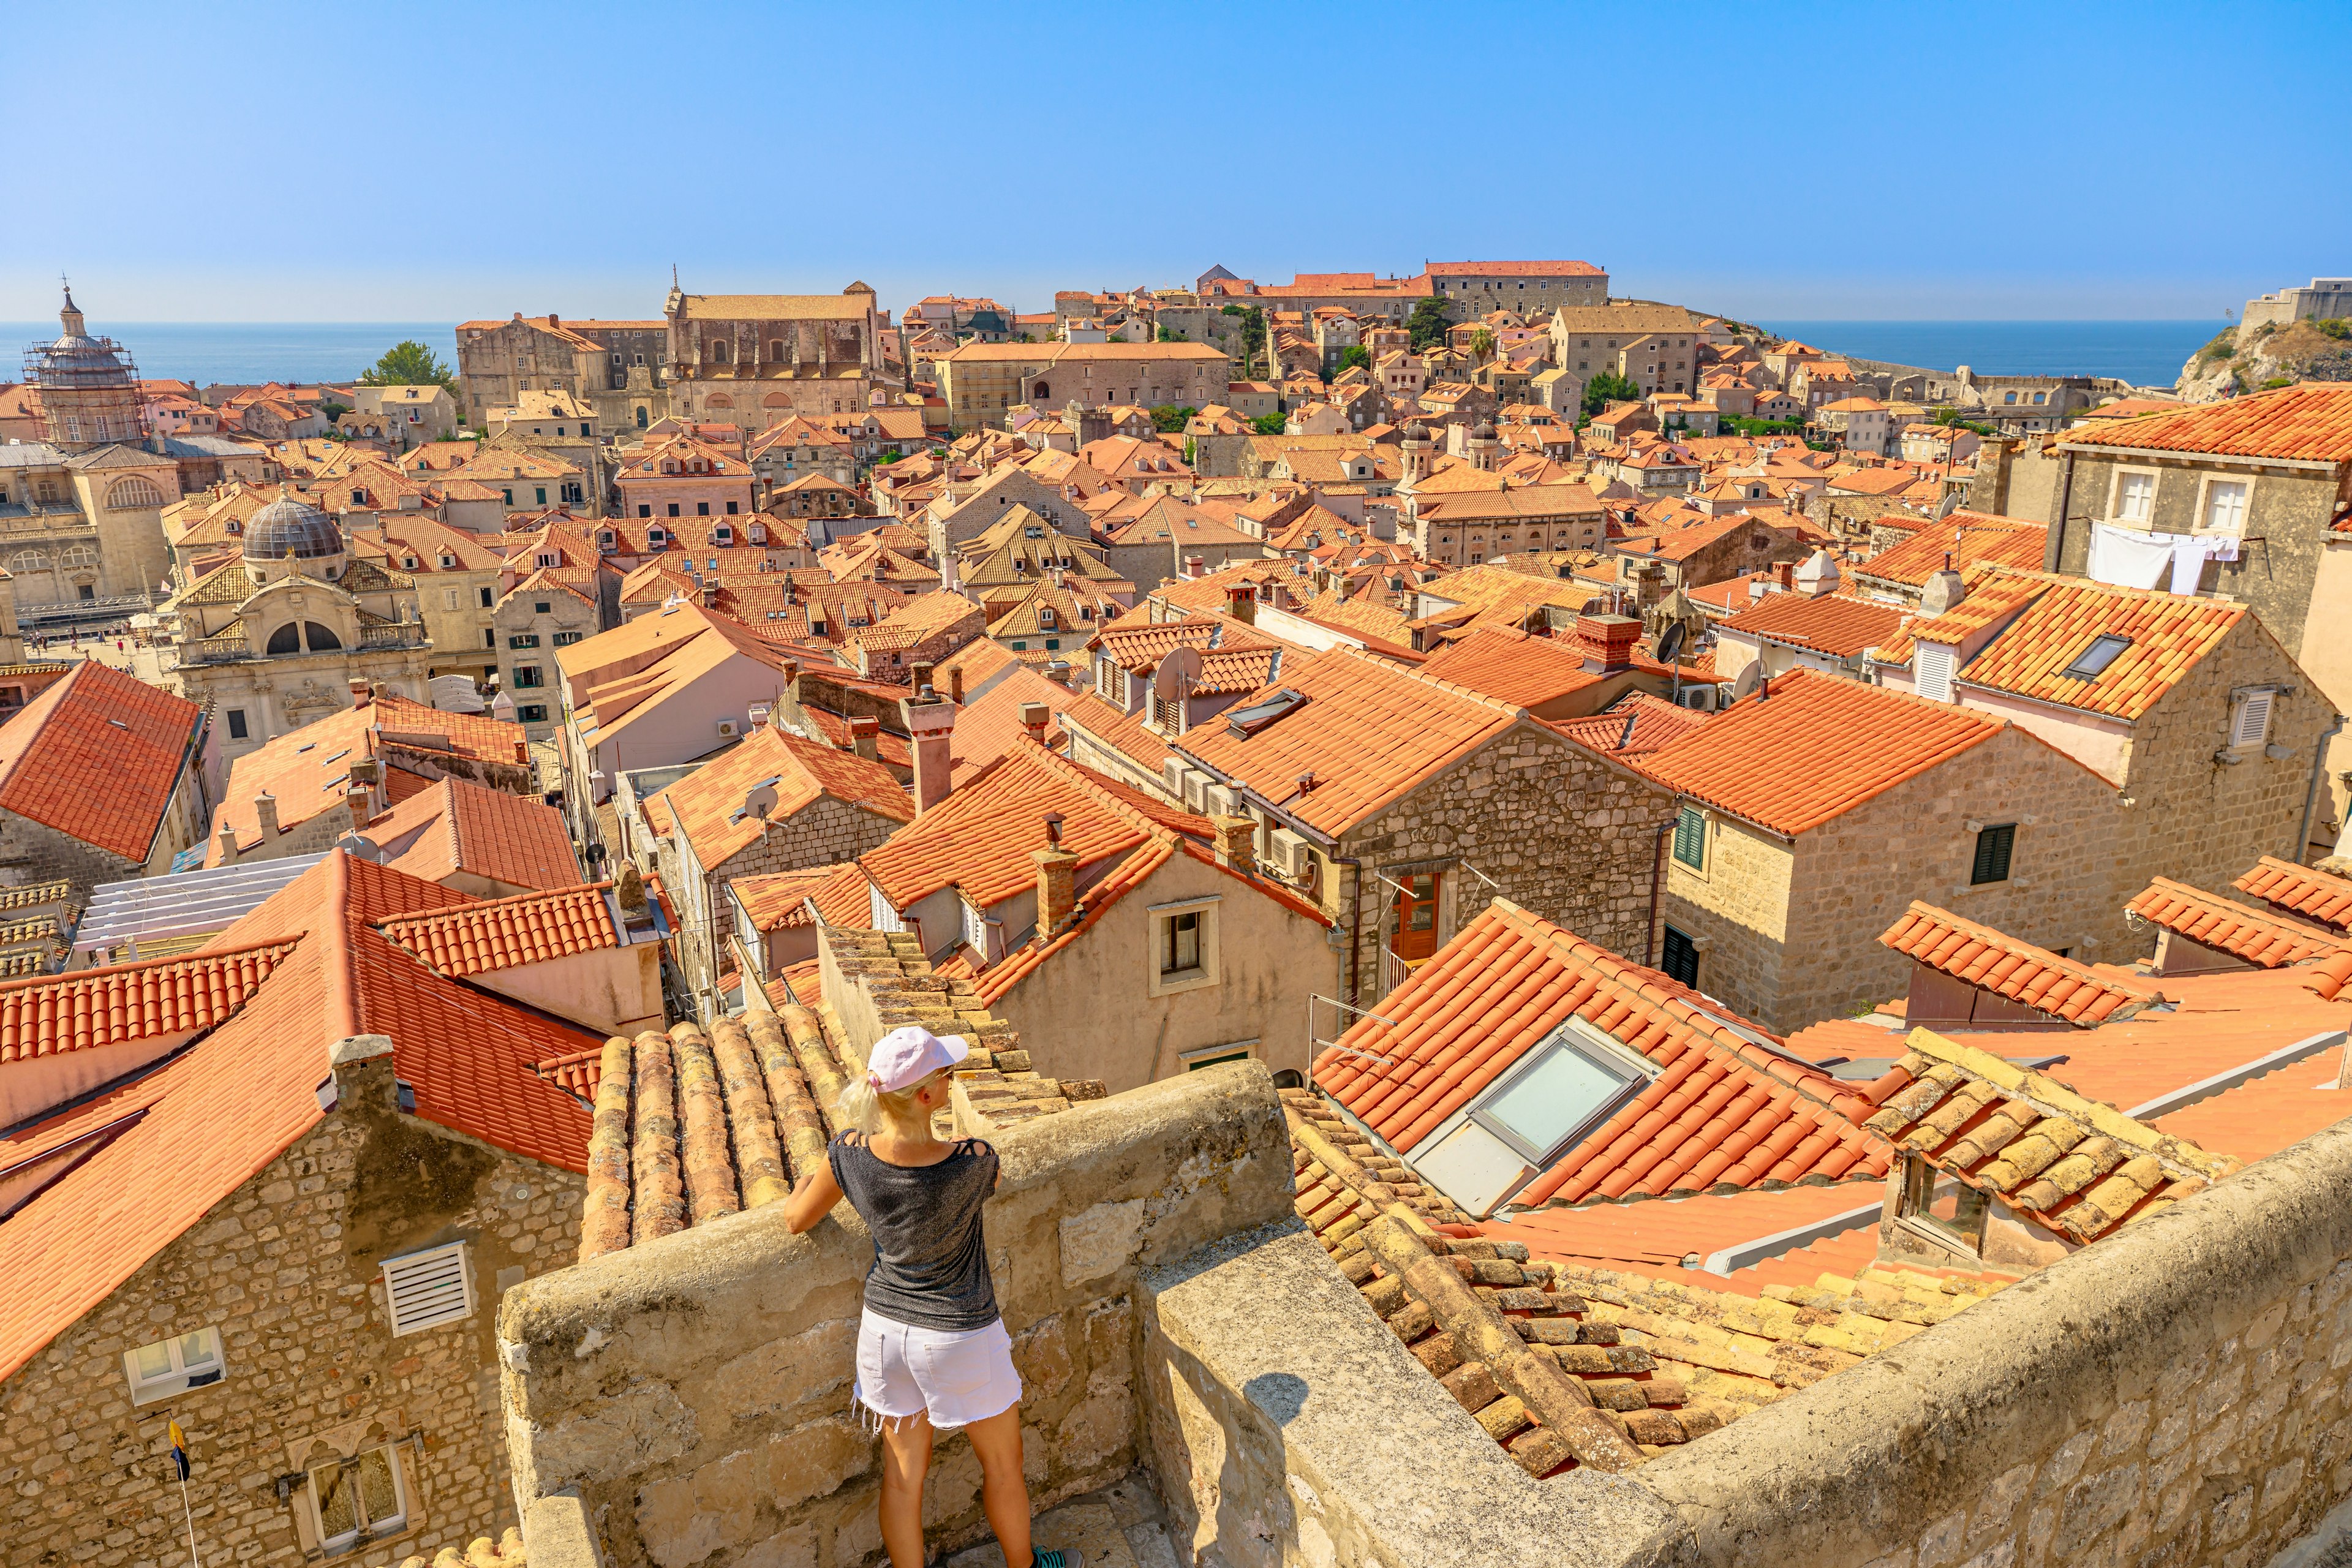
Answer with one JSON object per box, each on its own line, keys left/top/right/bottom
{"left": 944, "top": 1474, "right": 1176, "bottom": 1568}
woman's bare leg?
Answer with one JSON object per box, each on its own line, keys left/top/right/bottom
{"left": 963, "top": 1406, "right": 1032, "bottom": 1567}
{"left": 876, "top": 1414, "right": 934, "bottom": 1568}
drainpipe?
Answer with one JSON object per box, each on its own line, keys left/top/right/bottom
{"left": 2042, "top": 448, "right": 2075, "bottom": 573}
{"left": 1646, "top": 814, "right": 1678, "bottom": 968}
{"left": 2296, "top": 712, "right": 2348, "bottom": 865}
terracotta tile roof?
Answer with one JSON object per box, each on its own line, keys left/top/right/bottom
{"left": 2127, "top": 877, "right": 2352, "bottom": 972}
{"left": 1634, "top": 670, "right": 2003, "bottom": 837}
{"left": 944, "top": 664, "right": 1076, "bottom": 789}
{"left": 0, "top": 853, "right": 598, "bottom": 1384}
{"left": 1092, "top": 617, "right": 1280, "bottom": 675}
{"left": 729, "top": 864, "right": 854, "bottom": 933}
{"left": 0, "top": 663, "right": 202, "bottom": 862}
{"left": 0, "top": 939, "right": 296, "bottom": 1065}
{"left": 1861, "top": 1027, "right": 2238, "bottom": 1243}
{"left": 662, "top": 725, "right": 912, "bottom": 869}
{"left": 1717, "top": 592, "right": 1909, "bottom": 660}
{"left": 1548, "top": 693, "right": 1710, "bottom": 760}
{"left": 1174, "top": 647, "right": 1522, "bottom": 838}
{"left": 2054, "top": 383, "right": 2352, "bottom": 464}
{"left": 1913, "top": 569, "right": 2244, "bottom": 722}
{"left": 1880, "top": 902, "right": 2164, "bottom": 1025}
{"left": 379, "top": 775, "right": 581, "bottom": 892}
{"left": 1849, "top": 513, "right": 2047, "bottom": 590}
{"left": 1317, "top": 901, "right": 1888, "bottom": 1207}
{"left": 1415, "top": 627, "right": 1604, "bottom": 708}
{"left": 1491, "top": 1182, "right": 1891, "bottom": 1293}
{"left": 2234, "top": 856, "right": 2352, "bottom": 930}
{"left": 1059, "top": 691, "right": 1177, "bottom": 777}
{"left": 378, "top": 884, "right": 618, "bottom": 976}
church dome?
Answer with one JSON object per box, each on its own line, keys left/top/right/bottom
{"left": 244, "top": 487, "right": 344, "bottom": 562}
{"left": 1472, "top": 420, "right": 1497, "bottom": 440}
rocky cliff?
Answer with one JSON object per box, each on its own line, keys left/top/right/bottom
{"left": 2176, "top": 316, "right": 2352, "bottom": 401}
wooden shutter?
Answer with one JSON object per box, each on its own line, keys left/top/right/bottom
{"left": 1661, "top": 927, "right": 1700, "bottom": 987}
{"left": 383, "top": 1243, "right": 473, "bottom": 1336}
{"left": 1672, "top": 807, "right": 1706, "bottom": 869}
{"left": 1971, "top": 824, "right": 2015, "bottom": 886}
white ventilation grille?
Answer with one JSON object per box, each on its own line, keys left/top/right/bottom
{"left": 2233, "top": 692, "right": 2273, "bottom": 749}
{"left": 1917, "top": 643, "right": 1955, "bottom": 704}
{"left": 383, "top": 1243, "right": 473, "bottom": 1336}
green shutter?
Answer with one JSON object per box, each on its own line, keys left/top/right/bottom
{"left": 1971, "top": 824, "right": 2015, "bottom": 886}
{"left": 1672, "top": 807, "right": 1706, "bottom": 869}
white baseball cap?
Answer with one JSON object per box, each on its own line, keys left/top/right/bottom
{"left": 866, "top": 1024, "right": 972, "bottom": 1093}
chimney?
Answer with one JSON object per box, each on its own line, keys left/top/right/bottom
{"left": 347, "top": 787, "right": 373, "bottom": 831}
{"left": 1019, "top": 701, "right": 1050, "bottom": 745}
{"left": 349, "top": 677, "right": 372, "bottom": 708}
{"left": 902, "top": 687, "right": 958, "bottom": 815}
{"left": 1575, "top": 613, "right": 1642, "bottom": 676}
{"left": 909, "top": 660, "right": 935, "bottom": 694}
{"left": 1210, "top": 813, "right": 1256, "bottom": 869}
{"left": 848, "top": 715, "right": 880, "bottom": 760}
{"left": 1921, "top": 552, "right": 1969, "bottom": 617}
{"left": 1185, "top": 555, "right": 1205, "bottom": 579}
{"left": 1969, "top": 436, "right": 2016, "bottom": 516}
{"left": 1793, "top": 548, "right": 1840, "bottom": 598}
{"left": 947, "top": 664, "right": 965, "bottom": 705}
{"left": 1226, "top": 585, "right": 1256, "bottom": 625}
{"left": 213, "top": 815, "right": 240, "bottom": 866}
{"left": 1033, "top": 840, "right": 1078, "bottom": 941}
{"left": 1774, "top": 560, "right": 1796, "bottom": 592}
{"left": 513, "top": 741, "right": 529, "bottom": 764}
{"left": 254, "top": 792, "right": 280, "bottom": 842}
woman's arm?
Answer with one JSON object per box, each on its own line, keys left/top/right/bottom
{"left": 782, "top": 1163, "right": 844, "bottom": 1234}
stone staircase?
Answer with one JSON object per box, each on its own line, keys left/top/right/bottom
{"left": 944, "top": 1473, "right": 1177, "bottom": 1568}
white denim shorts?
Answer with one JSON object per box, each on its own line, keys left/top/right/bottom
{"left": 853, "top": 1308, "right": 1021, "bottom": 1431}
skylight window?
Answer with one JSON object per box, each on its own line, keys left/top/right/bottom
{"left": 2062, "top": 634, "right": 2132, "bottom": 681}
{"left": 1410, "top": 1016, "right": 1660, "bottom": 1215}
{"left": 1223, "top": 688, "right": 1309, "bottom": 737}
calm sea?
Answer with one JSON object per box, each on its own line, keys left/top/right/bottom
{"left": 1756, "top": 321, "right": 2217, "bottom": 389}
{"left": 0, "top": 322, "right": 458, "bottom": 387}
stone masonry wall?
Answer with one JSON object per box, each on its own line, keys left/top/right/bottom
{"left": 679, "top": 798, "right": 903, "bottom": 997}
{"left": 0, "top": 1051, "right": 584, "bottom": 1568}
{"left": 1659, "top": 813, "right": 1795, "bottom": 1033}
{"left": 1336, "top": 721, "right": 1678, "bottom": 1006}
{"left": 0, "top": 807, "right": 140, "bottom": 912}
{"left": 497, "top": 1065, "right": 1293, "bottom": 1568}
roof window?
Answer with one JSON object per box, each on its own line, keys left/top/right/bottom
{"left": 1223, "top": 687, "right": 1310, "bottom": 737}
{"left": 1412, "top": 1016, "right": 1660, "bottom": 1215}
{"left": 2062, "top": 634, "right": 2132, "bottom": 681}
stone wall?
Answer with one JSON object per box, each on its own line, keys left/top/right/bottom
{"left": 497, "top": 1064, "right": 1294, "bottom": 1568}
{"left": 0, "top": 1047, "right": 584, "bottom": 1568}
{"left": 1333, "top": 722, "right": 1679, "bottom": 1005}
{"left": 1659, "top": 809, "right": 1795, "bottom": 1031}
{"left": 0, "top": 806, "right": 141, "bottom": 911}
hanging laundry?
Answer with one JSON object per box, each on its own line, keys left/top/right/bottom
{"left": 2087, "top": 522, "right": 2173, "bottom": 590}
{"left": 2168, "top": 538, "right": 2212, "bottom": 595}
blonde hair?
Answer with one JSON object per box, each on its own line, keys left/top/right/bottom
{"left": 836, "top": 1068, "right": 945, "bottom": 1136}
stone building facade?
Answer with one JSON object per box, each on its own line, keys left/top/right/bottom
{"left": 0, "top": 441, "right": 181, "bottom": 618}
{"left": 0, "top": 1047, "right": 586, "bottom": 1568}
{"left": 661, "top": 284, "right": 892, "bottom": 431}
{"left": 453, "top": 315, "right": 669, "bottom": 434}
{"left": 931, "top": 342, "right": 1234, "bottom": 432}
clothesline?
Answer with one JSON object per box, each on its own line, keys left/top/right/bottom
{"left": 2085, "top": 522, "right": 2241, "bottom": 595}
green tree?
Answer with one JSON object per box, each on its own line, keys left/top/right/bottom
{"left": 360, "top": 339, "right": 457, "bottom": 394}
{"left": 1151, "top": 404, "right": 1196, "bottom": 434}
{"left": 1238, "top": 307, "right": 1267, "bottom": 375}
{"left": 1336, "top": 345, "right": 1371, "bottom": 376}
{"left": 1251, "top": 412, "right": 1288, "bottom": 435}
{"left": 1469, "top": 327, "right": 1496, "bottom": 362}
{"left": 1407, "top": 297, "right": 1451, "bottom": 351}
{"left": 1580, "top": 369, "right": 1642, "bottom": 418}
{"left": 1156, "top": 324, "right": 1183, "bottom": 343}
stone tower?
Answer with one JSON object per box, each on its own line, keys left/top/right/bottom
{"left": 26, "top": 287, "right": 147, "bottom": 452}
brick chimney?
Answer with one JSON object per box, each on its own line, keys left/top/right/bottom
{"left": 1576, "top": 613, "right": 1642, "bottom": 675}
{"left": 1033, "top": 842, "right": 1077, "bottom": 941}
{"left": 1210, "top": 814, "right": 1256, "bottom": 869}
{"left": 848, "top": 715, "right": 880, "bottom": 760}
{"left": 947, "top": 664, "right": 965, "bottom": 704}
{"left": 1185, "top": 555, "right": 1205, "bottom": 579}
{"left": 1226, "top": 585, "right": 1256, "bottom": 625}
{"left": 1019, "top": 701, "right": 1049, "bottom": 745}
{"left": 910, "top": 660, "right": 935, "bottom": 693}
{"left": 901, "top": 686, "right": 957, "bottom": 815}
{"left": 1774, "top": 560, "right": 1796, "bottom": 592}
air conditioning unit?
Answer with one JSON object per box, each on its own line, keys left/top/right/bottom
{"left": 1163, "top": 758, "right": 1199, "bottom": 802}
{"left": 1268, "top": 827, "right": 1313, "bottom": 882}
{"left": 1202, "top": 783, "right": 1237, "bottom": 817}
{"left": 716, "top": 718, "right": 740, "bottom": 739}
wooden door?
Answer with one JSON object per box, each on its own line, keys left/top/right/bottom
{"left": 1390, "top": 871, "right": 1442, "bottom": 963}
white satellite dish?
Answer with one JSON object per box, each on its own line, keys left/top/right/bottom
{"left": 1153, "top": 644, "right": 1205, "bottom": 701}
{"left": 1732, "top": 662, "right": 1763, "bottom": 701}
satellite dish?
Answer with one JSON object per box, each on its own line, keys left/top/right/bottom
{"left": 1656, "top": 621, "right": 1687, "bottom": 664}
{"left": 1732, "top": 662, "right": 1762, "bottom": 701}
{"left": 1153, "top": 644, "right": 1205, "bottom": 700}
{"left": 334, "top": 832, "right": 384, "bottom": 862}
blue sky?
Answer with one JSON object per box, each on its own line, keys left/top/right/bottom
{"left": 9, "top": 1, "right": 2347, "bottom": 323}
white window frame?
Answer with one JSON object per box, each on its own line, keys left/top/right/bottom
{"left": 124, "top": 1326, "right": 227, "bottom": 1406}
{"left": 2109, "top": 466, "right": 2160, "bottom": 525}
{"left": 303, "top": 1442, "right": 411, "bottom": 1556}
{"left": 1147, "top": 895, "right": 1221, "bottom": 997}
{"left": 2194, "top": 473, "right": 2254, "bottom": 537}
{"left": 381, "top": 1241, "right": 475, "bottom": 1336}
{"left": 1180, "top": 1039, "right": 1259, "bottom": 1071}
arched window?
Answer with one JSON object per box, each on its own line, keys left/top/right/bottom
{"left": 635, "top": 405, "right": 648, "bottom": 429}
{"left": 105, "top": 476, "right": 165, "bottom": 510}
{"left": 304, "top": 622, "right": 342, "bottom": 651}
{"left": 266, "top": 622, "right": 301, "bottom": 654}
{"left": 706, "top": 394, "right": 734, "bottom": 410}
{"left": 1033, "top": 382, "right": 1051, "bottom": 401}
{"left": 708, "top": 340, "right": 730, "bottom": 364}
{"left": 59, "top": 546, "right": 97, "bottom": 571}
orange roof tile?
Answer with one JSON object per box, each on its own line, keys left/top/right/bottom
{"left": 1316, "top": 900, "right": 1888, "bottom": 1204}
{"left": 2234, "top": 856, "right": 2352, "bottom": 930}
{"left": 1414, "top": 627, "right": 1604, "bottom": 708}
{"left": 378, "top": 884, "right": 618, "bottom": 976}
{"left": 1547, "top": 693, "right": 1710, "bottom": 759}
{"left": 0, "top": 663, "right": 202, "bottom": 862}
{"left": 1634, "top": 671, "right": 2003, "bottom": 837}
{"left": 2126, "top": 877, "right": 2351, "bottom": 970}
{"left": 0, "top": 853, "right": 598, "bottom": 1385}
{"left": 380, "top": 775, "right": 582, "bottom": 892}
{"left": 2054, "top": 383, "right": 2352, "bottom": 464}
{"left": 730, "top": 864, "right": 856, "bottom": 932}
{"left": 662, "top": 725, "right": 913, "bottom": 868}
{"left": 1058, "top": 690, "right": 1177, "bottom": 777}
{"left": 1850, "top": 512, "right": 2047, "bottom": 590}
{"left": 1717, "top": 592, "right": 1909, "bottom": 660}
{"left": 1174, "top": 647, "right": 1523, "bottom": 838}
{"left": 0, "top": 939, "right": 296, "bottom": 1065}
{"left": 1917, "top": 569, "right": 2244, "bottom": 723}
{"left": 1880, "top": 902, "right": 2163, "bottom": 1025}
